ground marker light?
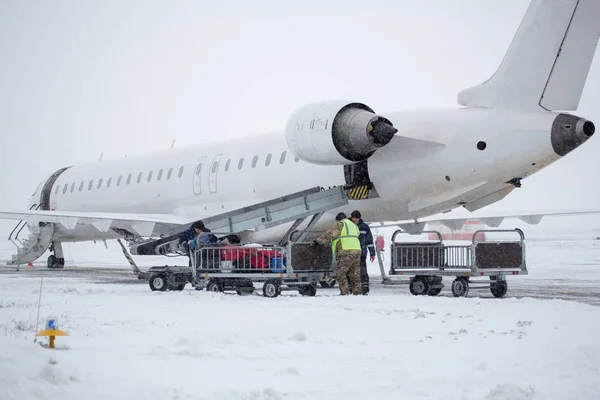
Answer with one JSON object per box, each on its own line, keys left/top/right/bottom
{"left": 36, "top": 316, "right": 68, "bottom": 349}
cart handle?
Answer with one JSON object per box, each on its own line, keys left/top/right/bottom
{"left": 471, "top": 228, "right": 525, "bottom": 244}
{"left": 391, "top": 229, "right": 443, "bottom": 244}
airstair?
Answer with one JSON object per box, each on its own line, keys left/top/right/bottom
{"left": 129, "top": 186, "right": 350, "bottom": 257}
{"left": 7, "top": 204, "right": 55, "bottom": 266}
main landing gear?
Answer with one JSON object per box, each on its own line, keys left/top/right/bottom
{"left": 47, "top": 242, "right": 65, "bottom": 269}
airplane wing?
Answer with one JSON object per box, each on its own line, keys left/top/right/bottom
{"left": 0, "top": 209, "right": 190, "bottom": 237}
{"left": 369, "top": 209, "right": 600, "bottom": 234}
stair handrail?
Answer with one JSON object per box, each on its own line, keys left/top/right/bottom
{"left": 8, "top": 203, "right": 40, "bottom": 247}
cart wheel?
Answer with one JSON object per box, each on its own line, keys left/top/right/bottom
{"left": 235, "top": 279, "right": 254, "bottom": 295}
{"left": 149, "top": 273, "right": 168, "bottom": 292}
{"left": 319, "top": 278, "right": 336, "bottom": 288}
{"left": 427, "top": 287, "right": 442, "bottom": 296}
{"left": 409, "top": 278, "right": 429, "bottom": 296}
{"left": 299, "top": 285, "right": 317, "bottom": 296}
{"left": 451, "top": 278, "right": 469, "bottom": 297}
{"left": 490, "top": 281, "right": 508, "bottom": 298}
{"left": 170, "top": 283, "right": 186, "bottom": 291}
{"left": 206, "top": 280, "right": 224, "bottom": 293}
{"left": 263, "top": 280, "right": 281, "bottom": 298}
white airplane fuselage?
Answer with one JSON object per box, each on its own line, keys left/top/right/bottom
{"left": 6, "top": 0, "right": 598, "bottom": 266}
{"left": 28, "top": 107, "right": 568, "bottom": 243}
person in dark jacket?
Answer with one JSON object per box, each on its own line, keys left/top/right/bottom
{"left": 351, "top": 210, "right": 375, "bottom": 295}
{"left": 179, "top": 220, "right": 216, "bottom": 265}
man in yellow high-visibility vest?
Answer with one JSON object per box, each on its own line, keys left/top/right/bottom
{"left": 314, "top": 212, "right": 362, "bottom": 295}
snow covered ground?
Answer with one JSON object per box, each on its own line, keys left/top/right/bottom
{"left": 1, "top": 228, "right": 599, "bottom": 399}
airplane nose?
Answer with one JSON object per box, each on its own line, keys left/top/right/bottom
{"left": 551, "top": 114, "right": 595, "bottom": 156}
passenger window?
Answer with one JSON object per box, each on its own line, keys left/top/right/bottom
{"left": 225, "top": 159, "right": 231, "bottom": 171}
{"left": 211, "top": 162, "right": 218, "bottom": 173}
{"left": 252, "top": 155, "right": 258, "bottom": 168}
{"left": 70, "top": 183, "right": 75, "bottom": 193}
{"left": 178, "top": 166, "right": 184, "bottom": 178}
{"left": 265, "top": 153, "right": 272, "bottom": 166}
{"left": 88, "top": 180, "right": 94, "bottom": 191}
{"left": 117, "top": 176, "right": 122, "bottom": 186}
{"left": 167, "top": 168, "right": 173, "bottom": 179}
{"left": 157, "top": 169, "right": 163, "bottom": 181}
{"left": 137, "top": 172, "right": 142, "bottom": 183}
{"left": 280, "top": 151, "right": 287, "bottom": 164}
{"left": 126, "top": 174, "right": 132, "bottom": 185}
{"left": 107, "top": 177, "right": 112, "bottom": 188}
{"left": 97, "top": 178, "right": 103, "bottom": 189}
{"left": 62, "top": 184, "right": 68, "bottom": 194}
{"left": 147, "top": 170, "right": 153, "bottom": 182}
{"left": 195, "top": 163, "right": 202, "bottom": 175}
{"left": 79, "top": 181, "right": 84, "bottom": 192}
{"left": 238, "top": 158, "right": 244, "bottom": 169}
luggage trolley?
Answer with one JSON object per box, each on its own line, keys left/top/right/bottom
{"left": 190, "top": 232, "right": 335, "bottom": 298}
{"left": 379, "top": 228, "right": 527, "bottom": 298}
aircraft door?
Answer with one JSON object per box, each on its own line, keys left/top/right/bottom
{"left": 193, "top": 156, "right": 207, "bottom": 195}
{"left": 209, "top": 154, "right": 223, "bottom": 194}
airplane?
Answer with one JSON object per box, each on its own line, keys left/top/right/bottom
{"left": 1, "top": 0, "right": 599, "bottom": 269}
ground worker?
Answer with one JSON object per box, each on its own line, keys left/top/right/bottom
{"left": 313, "top": 212, "right": 362, "bottom": 295}
{"left": 351, "top": 210, "right": 376, "bottom": 295}
{"left": 178, "top": 220, "right": 216, "bottom": 265}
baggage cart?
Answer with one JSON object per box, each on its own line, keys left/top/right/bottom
{"left": 378, "top": 228, "right": 527, "bottom": 298}
{"left": 188, "top": 232, "right": 335, "bottom": 297}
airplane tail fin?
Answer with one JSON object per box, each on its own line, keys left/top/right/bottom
{"left": 457, "top": 0, "right": 600, "bottom": 112}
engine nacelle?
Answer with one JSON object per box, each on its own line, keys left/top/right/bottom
{"left": 285, "top": 101, "right": 398, "bottom": 165}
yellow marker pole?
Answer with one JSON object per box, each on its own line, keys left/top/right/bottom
{"left": 35, "top": 329, "right": 68, "bottom": 349}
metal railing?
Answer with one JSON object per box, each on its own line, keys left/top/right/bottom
{"left": 193, "top": 244, "right": 287, "bottom": 276}
{"left": 8, "top": 203, "right": 40, "bottom": 248}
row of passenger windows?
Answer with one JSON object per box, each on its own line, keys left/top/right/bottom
{"left": 222, "top": 151, "right": 299, "bottom": 172}
{"left": 56, "top": 166, "right": 185, "bottom": 195}
{"left": 55, "top": 151, "right": 300, "bottom": 195}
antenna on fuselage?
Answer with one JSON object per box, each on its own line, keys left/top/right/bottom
{"left": 170, "top": 139, "right": 175, "bottom": 149}
{"left": 99, "top": 152, "right": 103, "bottom": 162}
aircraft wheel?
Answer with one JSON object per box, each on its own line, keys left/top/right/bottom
{"left": 427, "top": 287, "right": 442, "bottom": 296}
{"left": 48, "top": 255, "right": 65, "bottom": 269}
{"left": 263, "top": 280, "right": 281, "bottom": 298}
{"left": 409, "top": 277, "right": 429, "bottom": 296}
{"left": 206, "top": 280, "right": 224, "bottom": 293}
{"left": 149, "top": 274, "right": 168, "bottom": 291}
{"left": 490, "top": 281, "right": 508, "bottom": 298}
{"left": 451, "top": 278, "right": 469, "bottom": 297}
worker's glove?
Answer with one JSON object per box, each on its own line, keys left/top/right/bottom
{"left": 370, "top": 255, "right": 376, "bottom": 262}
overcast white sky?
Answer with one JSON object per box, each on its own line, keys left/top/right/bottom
{"left": 0, "top": 0, "right": 599, "bottom": 236}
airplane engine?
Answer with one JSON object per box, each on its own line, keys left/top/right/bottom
{"left": 285, "top": 101, "right": 398, "bottom": 165}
